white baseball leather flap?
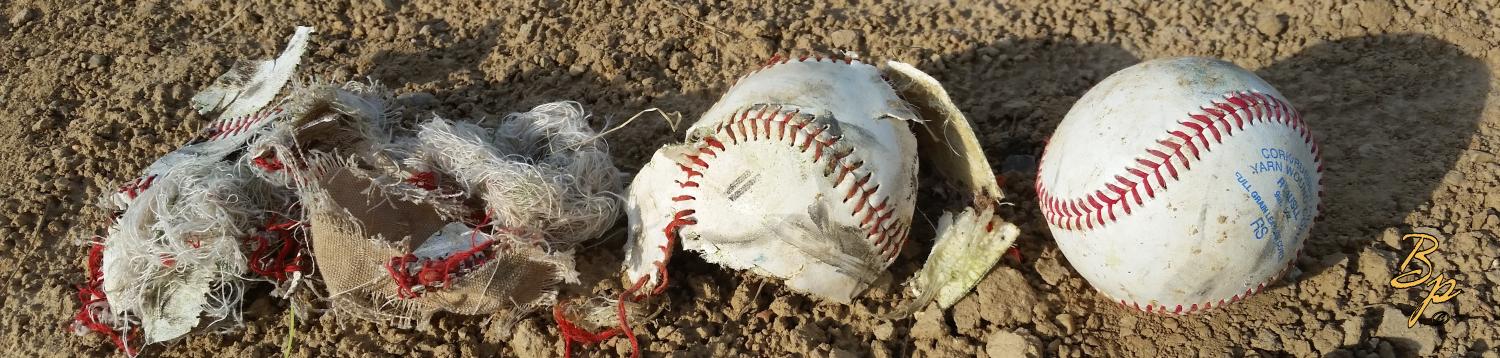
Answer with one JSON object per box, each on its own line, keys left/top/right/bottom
{"left": 883, "top": 61, "right": 1021, "bottom": 313}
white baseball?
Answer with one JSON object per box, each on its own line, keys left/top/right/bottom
{"left": 624, "top": 56, "right": 919, "bottom": 302}
{"left": 1036, "top": 57, "right": 1323, "bottom": 314}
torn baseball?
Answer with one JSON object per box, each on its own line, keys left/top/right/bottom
{"left": 625, "top": 56, "right": 921, "bottom": 302}
{"left": 1036, "top": 57, "right": 1323, "bottom": 314}
{"left": 623, "top": 56, "right": 1020, "bottom": 309}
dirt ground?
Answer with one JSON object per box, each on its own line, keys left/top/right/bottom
{"left": 3, "top": 0, "right": 1499, "bottom": 357}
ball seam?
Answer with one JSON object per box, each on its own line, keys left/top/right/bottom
{"left": 1035, "top": 91, "right": 1325, "bottom": 232}
{"left": 628, "top": 56, "right": 909, "bottom": 292}
{"left": 681, "top": 103, "right": 910, "bottom": 260}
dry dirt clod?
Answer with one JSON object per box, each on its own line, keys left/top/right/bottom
{"left": 1055, "top": 313, "right": 1076, "bottom": 335}
{"left": 1379, "top": 227, "right": 1404, "bottom": 249}
{"left": 873, "top": 322, "right": 894, "bottom": 340}
{"left": 985, "top": 329, "right": 1043, "bottom": 358}
{"left": 1356, "top": 247, "right": 1397, "bottom": 291}
{"left": 1377, "top": 339, "right": 1397, "bottom": 358}
{"left": 1373, "top": 306, "right": 1439, "bottom": 356}
{"left": 87, "top": 54, "right": 109, "bottom": 69}
{"left": 8, "top": 8, "right": 36, "bottom": 27}
{"left": 829, "top": 29, "right": 862, "bottom": 49}
{"left": 830, "top": 348, "right": 859, "bottom": 358}
{"left": 1255, "top": 12, "right": 1286, "bottom": 37}
{"left": 967, "top": 266, "right": 1038, "bottom": 326}
{"left": 1034, "top": 252, "right": 1068, "bottom": 287}
{"left": 910, "top": 306, "right": 948, "bottom": 339}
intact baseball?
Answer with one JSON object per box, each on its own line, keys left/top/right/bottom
{"left": 1036, "top": 57, "right": 1323, "bottom": 314}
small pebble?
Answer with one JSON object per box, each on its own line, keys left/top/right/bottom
{"left": 88, "top": 54, "right": 110, "bottom": 69}
{"left": 396, "top": 92, "right": 437, "bottom": 108}
{"left": 1056, "top": 313, "right": 1076, "bottom": 334}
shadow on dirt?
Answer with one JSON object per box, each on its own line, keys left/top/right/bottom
{"left": 1259, "top": 34, "right": 1491, "bottom": 254}
{"left": 1259, "top": 34, "right": 1489, "bottom": 358}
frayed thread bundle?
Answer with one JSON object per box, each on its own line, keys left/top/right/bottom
{"left": 72, "top": 26, "right": 622, "bottom": 356}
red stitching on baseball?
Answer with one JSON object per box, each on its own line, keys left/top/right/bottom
{"left": 704, "top": 137, "right": 726, "bottom": 151}
{"left": 649, "top": 103, "right": 909, "bottom": 286}
{"left": 1036, "top": 91, "right": 1324, "bottom": 231}
{"left": 202, "top": 108, "right": 281, "bottom": 140}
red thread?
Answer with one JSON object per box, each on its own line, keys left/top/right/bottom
{"left": 71, "top": 240, "right": 140, "bottom": 356}
{"left": 615, "top": 278, "right": 648, "bottom": 358}
{"left": 406, "top": 171, "right": 439, "bottom": 191}
{"left": 703, "top": 137, "right": 726, "bottom": 151}
{"left": 118, "top": 174, "right": 158, "bottom": 199}
{"left": 554, "top": 300, "right": 621, "bottom": 357}
{"left": 384, "top": 234, "right": 497, "bottom": 299}
{"left": 252, "top": 153, "right": 285, "bottom": 172}
{"left": 677, "top": 164, "right": 703, "bottom": 178}
{"left": 762, "top": 54, "right": 784, "bottom": 67}
{"left": 246, "top": 215, "right": 304, "bottom": 281}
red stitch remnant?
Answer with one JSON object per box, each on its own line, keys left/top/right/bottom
{"left": 246, "top": 215, "right": 305, "bottom": 282}
{"left": 405, "top": 171, "right": 439, "bottom": 190}
{"left": 553, "top": 300, "right": 621, "bottom": 357}
{"left": 205, "top": 108, "right": 282, "bottom": 140}
{"left": 71, "top": 240, "right": 140, "bottom": 356}
{"left": 385, "top": 235, "right": 497, "bottom": 299}
{"left": 117, "top": 174, "right": 158, "bottom": 199}
{"left": 1035, "top": 91, "right": 1324, "bottom": 231}
{"left": 251, "top": 153, "right": 286, "bottom": 172}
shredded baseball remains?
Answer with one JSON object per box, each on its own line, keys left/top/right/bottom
{"left": 71, "top": 27, "right": 623, "bottom": 355}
